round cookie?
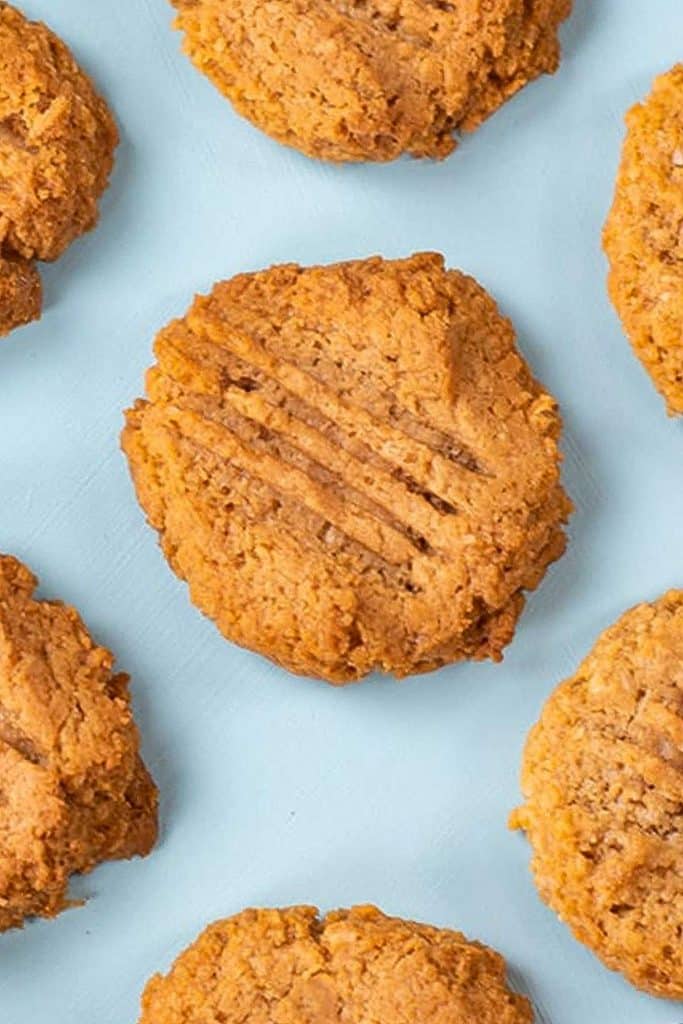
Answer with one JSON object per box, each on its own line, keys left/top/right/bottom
{"left": 0, "top": 554, "right": 158, "bottom": 931}
{"left": 122, "top": 252, "right": 571, "bottom": 683}
{"left": 0, "top": 2, "right": 118, "bottom": 337}
{"left": 139, "top": 904, "right": 532, "bottom": 1023}
{"left": 603, "top": 65, "right": 683, "bottom": 415}
{"left": 511, "top": 591, "right": 683, "bottom": 998}
{"left": 169, "top": 0, "right": 573, "bottom": 162}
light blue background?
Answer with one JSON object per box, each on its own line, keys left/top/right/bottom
{"left": 1, "top": 2, "right": 682, "bottom": 1022}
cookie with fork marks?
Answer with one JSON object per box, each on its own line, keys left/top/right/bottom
{"left": 122, "top": 253, "right": 570, "bottom": 682}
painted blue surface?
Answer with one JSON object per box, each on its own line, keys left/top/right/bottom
{"left": 1, "top": 2, "right": 682, "bottom": 1021}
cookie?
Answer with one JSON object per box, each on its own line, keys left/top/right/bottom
{"left": 603, "top": 66, "right": 683, "bottom": 415}
{"left": 0, "top": 254, "right": 42, "bottom": 337}
{"left": 139, "top": 904, "right": 532, "bottom": 1023}
{"left": 0, "top": 2, "right": 118, "bottom": 337}
{"left": 170, "top": 0, "right": 573, "bottom": 162}
{"left": 122, "top": 253, "right": 571, "bottom": 683}
{"left": 0, "top": 554, "right": 158, "bottom": 931}
{"left": 510, "top": 591, "right": 683, "bottom": 998}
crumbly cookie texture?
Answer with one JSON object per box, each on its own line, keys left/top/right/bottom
{"left": 0, "top": 254, "right": 41, "bottom": 336}
{"left": 603, "top": 65, "right": 683, "bottom": 415}
{"left": 0, "top": 2, "right": 118, "bottom": 336}
{"left": 139, "top": 905, "right": 533, "bottom": 1023}
{"left": 170, "top": 0, "right": 572, "bottom": 162}
{"left": 511, "top": 591, "right": 683, "bottom": 998}
{"left": 122, "top": 252, "right": 571, "bottom": 683}
{"left": 0, "top": 554, "right": 158, "bottom": 932}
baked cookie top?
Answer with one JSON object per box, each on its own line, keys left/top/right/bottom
{"left": 122, "top": 253, "right": 571, "bottom": 683}
{"left": 603, "top": 65, "right": 683, "bottom": 415}
{"left": 0, "top": 554, "right": 158, "bottom": 932}
{"left": 511, "top": 591, "right": 683, "bottom": 998}
{"left": 170, "top": 0, "right": 572, "bottom": 162}
{"left": 139, "top": 904, "right": 533, "bottom": 1023}
{"left": 0, "top": 2, "right": 118, "bottom": 335}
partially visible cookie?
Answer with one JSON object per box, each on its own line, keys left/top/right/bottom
{"left": 0, "top": 554, "right": 158, "bottom": 932}
{"left": 603, "top": 66, "right": 683, "bottom": 415}
{"left": 0, "top": 2, "right": 118, "bottom": 336}
{"left": 511, "top": 591, "right": 683, "bottom": 998}
{"left": 122, "top": 252, "right": 571, "bottom": 683}
{"left": 0, "top": 254, "right": 42, "bottom": 337}
{"left": 139, "top": 904, "right": 532, "bottom": 1023}
{"left": 170, "top": 0, "right": 572, "bottom": 162}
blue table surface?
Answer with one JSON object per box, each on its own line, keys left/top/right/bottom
{"left": 1, "top": 2, "right": 682, "bottom": 1022}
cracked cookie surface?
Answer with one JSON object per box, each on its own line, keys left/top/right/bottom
{"left": 122, "top": 252, "right": 571, "bottom": 683}
{"left": 511, "top": 591, "right": 683, "bottom": 998}
{"left": 0, "top": 1, "right": 118, "bottom": 337}
{"left": 170, "top": 0, "right": 572, "bottom": 162}
{"left": 603, "top": 65, "right": 683, "bottom": 415}
{"left": 138, "top": 904, "right": 533, "bottom": 1023}
{"left": 0, "top": 554, "right": 158, "bottom": 932}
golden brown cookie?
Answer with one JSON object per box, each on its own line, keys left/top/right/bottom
{"left": 511, "top": 591, "right": 683, "bottom": 998}
{"left": 603, "top": 66, "right": 683, "bottom": 415}
{"left": 170, "top": 0, "right": 573, "bottom": 162}
{"left": 139, "top": 904, "right": 533, "bottom": 1023}
{"left": 0, "top": 254, "right": 42, "bottom": 337}
{"left": 0, "top": 554, "right": 158, "bottom": 932}
{"left": 0, "top": 2, "right": 118, "bottom": 337}
{"left": 122, "top": 253, "right": 571, "bottom": 683}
